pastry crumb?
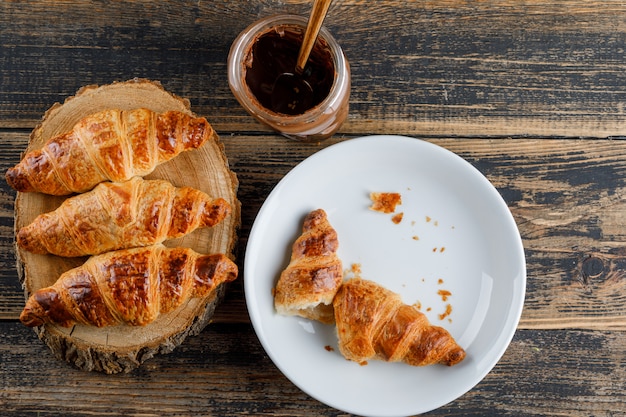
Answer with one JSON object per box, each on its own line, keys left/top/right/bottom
{"left": 344, "top": 263, "right": 362, "bottom": 280}
{"left": 437, "top": 289, "right": 452, "bottom": 302}
{"left": 391, "top": 212, "right": 404, "bottom": 224}
{"left": 324, "top": 345, "right": 334, "bottom": 352}
{"left": 438, "top": 303, "right": 453, "bottom": 320}
{"left": 369, "top": 192, "right": 402, "bottom": 214}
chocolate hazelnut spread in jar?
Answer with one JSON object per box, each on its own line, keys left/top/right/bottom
{"left": 228, "top": 15, "right": 350, "bottom": 142}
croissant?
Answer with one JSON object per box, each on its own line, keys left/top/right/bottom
{"left": 17, "top": 176, "right": 231, "bottom": 257}
{"left": 19, "top": 245, "right": 238, "bottom": 328}
{"left": 6, "top": 108, "right": 214, "bottom": 195}
{"left": 333, "top": 279, "right": 466, "bottom": 366}
{"left": 274, "top": 209, "right": 343, "bottom": 324}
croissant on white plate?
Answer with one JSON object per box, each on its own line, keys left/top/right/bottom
{"left": 333, "top": 278, "right": 466, "bottom": 366}
{"left": 17, "top": 176, "right": 230, "bottom": 257}
{"left": 274, "top": 209, "right": 343, "bottom": 324}
{"left": 6, "top": 108, "right": 214, "bottom": 195}
{"left": 19, "top": 245, "right": 238, "bottom": 328}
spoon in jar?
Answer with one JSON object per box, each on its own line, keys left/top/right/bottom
{"left": 271, "top": 0, "right": 333, "bottom": 115}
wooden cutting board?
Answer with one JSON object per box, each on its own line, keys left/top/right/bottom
{"left": 13, "top": 79, "right": 240, "bottom": 374}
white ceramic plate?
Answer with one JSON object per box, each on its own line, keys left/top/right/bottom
{"left": 244, "top": 135, "right": 526, "bottom": 417}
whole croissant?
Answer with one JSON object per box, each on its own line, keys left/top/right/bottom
{"left": 274, "top": 209, "right": 343, "bottom": 324}
{"left": 19, "top": 245, "right": 238, "bottom": 328}
{"left": 17, "top": 176, "right": 231, "bottom": 257}
{"left": 334, "top": 279, "right": 466, "bottom": 366}
{"left": 6, "top": 108, "right": 214, "bottom": 195}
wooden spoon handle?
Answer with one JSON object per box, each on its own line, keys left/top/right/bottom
{"left": 295, "top": 0, "right": 333, "bottom": 74}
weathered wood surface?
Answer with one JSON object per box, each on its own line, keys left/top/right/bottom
{"left": 6, "top": 135, "right": 626, "bottom": 330}
{"left": 1, "top": 0, "right": 625, "bottom": 415}
{"left": 1, "top": 322, "right": 625, "bottom": 416}
{"left": 1, "top": 1, "right": 624, "bottom": 137}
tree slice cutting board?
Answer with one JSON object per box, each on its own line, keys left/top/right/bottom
{"left": 13, "top": 79, "right": 240, "bottom": 374}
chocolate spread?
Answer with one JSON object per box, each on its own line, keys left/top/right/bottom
{"left": 244, "top": 25, "right": 335, "bottom": 115}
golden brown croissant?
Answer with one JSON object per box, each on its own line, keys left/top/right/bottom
{"left": 17, "top": 176, "right": 231, "bottom": 257}
{"left": 333, "top": 279, "right": 466, "bottom": 366}
{"left": 19, "top": 245, "right": 238, "bottom": 328}
{"left": 274, "top": 209, "right": 343, "bottom": 324}
{"left": 6, "top": 108, "right": 214, "bottom": 195}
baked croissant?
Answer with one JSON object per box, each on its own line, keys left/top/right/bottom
{"left": 334, "top": 279, "right": 466, "bottom": 366}
{"left": 19, "top": 245, "right": 238, "bottom": 328}
{"left": 274, "top": 209, "right": 343, "bottom": 324}
{"left": 6, "top": 108, "right": 214, "bottom": 195}
{"left": 17, "top": 176, "right": 231, "bottom": 257}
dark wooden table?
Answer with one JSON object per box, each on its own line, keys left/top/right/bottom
{"left": 1, "top": 1, "right": 625, "bottom": 416}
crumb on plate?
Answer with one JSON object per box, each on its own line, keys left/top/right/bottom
{"left": 369, "top": 192, "right": 402, "bottom": 214}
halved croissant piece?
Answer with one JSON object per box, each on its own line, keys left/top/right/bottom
{"left": 334, "top": 279, "right": 466, "bottom": 366}
{"left": 6, "top": 108, "right": 214, "bottom": 195}
{"left": 19, "top": 245, "right": 238, "bottom": 328}
{"left": 274, "top": 209, "right": 343, "bottom": 324}
{"left": 17, "top": 176, "right": 231, "bottom": 257}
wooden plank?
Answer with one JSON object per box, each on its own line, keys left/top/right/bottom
{"left": 3, "top": 134, "right": 626, "bottom": 329}
{"left": 0, "top": 1, "right": 624, "bottom": 137}
{"left": 221, "top": 135, "right": 626, "bottom": 330}
{"left": 0, "top": 131, "right": 26, "bottom": 320}
{"left": 432, "top": 139, "right": 626, "bottom": 330}
{"left": 1, "top": 322, "right": 624, "bottom": 416}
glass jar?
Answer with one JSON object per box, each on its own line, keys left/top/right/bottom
{"left": 227, "top": 14, "right": 351, "bottom": 142}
